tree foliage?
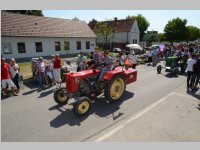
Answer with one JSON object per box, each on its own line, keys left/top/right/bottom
{"left": 164, "top": 17, "right": 188, "bottom": 42}
{"left": 126, "top": 14, "right": 150, "bottom": 41}
{"left": 159, "top": 33, "right": 166, "bottom": 42}
{"left": 186, "top": 26, "right": 200, "bottom": 41}
{"left": 93, "top": 21, "right": 117, "bottom": 49}
{"left": 3, "top": 10, "right": 43, "bottom": 16}
{"left": 88, "top": 19, "right": 98, "bottom": 29}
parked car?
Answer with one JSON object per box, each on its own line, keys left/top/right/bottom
{"left": 113, "top": 48, "right": 122, "bottom": 52}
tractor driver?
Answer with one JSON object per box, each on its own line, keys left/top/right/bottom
{"left": 98, "top": 51, "right": 113, "bottom": 81}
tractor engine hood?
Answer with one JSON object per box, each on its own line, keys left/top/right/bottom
{"left": 66, "top": 69, "right": 100, "bottom": 93}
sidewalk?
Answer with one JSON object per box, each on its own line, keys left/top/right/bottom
{"left": 92, "top": 84, "right": 200, "bottom": 142}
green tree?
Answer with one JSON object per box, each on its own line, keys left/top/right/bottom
{"left": 88, "top": 19, "right": 98, "bottom": 29}
{"left": 94, "top": 21, "right": 116, "bottom": 49}
{"left": 147, "top": 34, "right": 159, "bottom": 43}
{"left": 3, "top": 10, "right": 43, "bottom": 16}
{"left": 164, "top": 17, "right": 188, "bottom": 42}
{"left": 126, "top": 14, "right": 150, "bottom": 41}
{"left": 159, "top": 33, "right": 166, "bottom": 42}
{"left": 186, "top": 26, "right": 200, "bottom": 41}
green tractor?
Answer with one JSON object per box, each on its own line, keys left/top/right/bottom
{"left": 157, "top": 56, "right": 187, "bottom": 77}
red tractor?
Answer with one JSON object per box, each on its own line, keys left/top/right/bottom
{"left": 53, "top": 65, "right": 137, "bottom": 116}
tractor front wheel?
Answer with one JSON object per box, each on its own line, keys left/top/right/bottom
{"left": 74, "top": 97, "right": 91, "bottom": 116}
{"left": 54, "top": 87, "right": 69, "bottom": 105}
{"left": 105, "top": 75, "right": 125, "bottom": 103}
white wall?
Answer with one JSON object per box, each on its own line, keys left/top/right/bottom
{"left": 128, "top": 21, "right": 140, "bottom": 44}
{"left": 1, "top": 37, "right": 96, "bottom": 59}
{"left": 97, "top": 32, "right": 128, "bottom": 43}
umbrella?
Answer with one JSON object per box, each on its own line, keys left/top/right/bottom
{"left": 150, "top": 44, "right": 159, "bottom": 49}
{"left": 126, "top": 44, "right": 143, "bottom": 50}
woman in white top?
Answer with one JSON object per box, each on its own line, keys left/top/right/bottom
{"left": 10, "top": 58, "right": 20, "bottom": 91}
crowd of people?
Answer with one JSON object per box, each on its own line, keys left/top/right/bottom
{"left": 144, "top": 43, "right": 200, "bottom": 92}
{"left": 33, "top": 54, "right": 62, "bottom": 91}
{"left": 1, "top": 44, "right": 200, "bottom": 97}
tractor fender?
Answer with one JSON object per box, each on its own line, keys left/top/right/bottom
{"left": 103, "top": 70, "right": 124, "bottom": 81}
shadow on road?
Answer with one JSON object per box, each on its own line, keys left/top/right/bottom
{"left": 23, "top": 79, "right": 38, "bottom": 89}
{"left": 37, "top": 89, "right": 54, "bottom": 98}
{"left": 196, "top": 104, "right": 200, "bottom": 111}
{"left": 22, "top": 89, "right": 38, "bottom": 95}
{"left": 49, "top": 91, "right": 134, "bottom": 128}
{"left": 187, "top": 89, "right": 200, "bottom": 100}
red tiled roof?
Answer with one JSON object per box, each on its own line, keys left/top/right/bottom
{"left": 1, "top": 12, "right": 96, "bottom": 38}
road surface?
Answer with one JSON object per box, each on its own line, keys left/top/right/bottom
{"left": 1, "top": 64, "right": 200, "bottom": 142}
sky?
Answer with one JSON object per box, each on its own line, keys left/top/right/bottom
{"left": 43, "top": 10, "right": 200, "bottom": 33}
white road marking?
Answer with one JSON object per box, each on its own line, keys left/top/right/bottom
{"left": 94, "top": 92, "right": 174, "bottom": 142}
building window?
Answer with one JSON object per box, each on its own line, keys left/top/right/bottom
{"left": 35, "top": 42, "right": 43, "bottom": 52}
{"left": 64, "top": 41, "right": 70, "bottom": 50}
{"left": 77, "top": 41, "right": 81, "bottom": 50}
{"left": 86, "top": 41, "right": 90, "bottom": 49}
{"left": 133, "top": 39, "right": 137, "bottom": 44}
{"left": 2, "top": 42, "right": 12, "bottom": 54}
{"left": 55, "top": 42, "right": 61, "bottom": 51}
{"left": 17, "top": 42, "right": 26, "bottom": 53}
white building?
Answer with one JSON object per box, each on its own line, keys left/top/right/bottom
{"left": 89, "top": 19, "right": 140, "bottom": 49}
{"left": 1, "top": 12, "right": 96, "bottom": 60}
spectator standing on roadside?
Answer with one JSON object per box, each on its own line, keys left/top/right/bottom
{"left": 185, "top": 54, "right": 196, "bottom": 90}
{"left": 10, "top": 58, "right": 20, "bottom": 92}
{"left": 147, "top": 50, "right": 152, "bottom": 65}
{"left": 152, "top": 48, "right": 158, "bottom": 66}
{"left": 1, "top": 57, "right": 18, "bottom": 96}
{"left": 49, "top": 55, "right": 55, "bottom": 85}
{"left": 192, "top": 53, "right": 200, "bottom": 91}
{"left": 53, "top": 54, "right": 62, "bottom": 88}
{"left": 37, "top": 57, "right": 46, "bottom": 91}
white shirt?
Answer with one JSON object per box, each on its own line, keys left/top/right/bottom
{"left": 120, "top": 54, "right": 126, "bottom": 65}
{"left": 10, "top": 64, "right": 19, "bottom": 78}
{"left": 147, "top": 51, "right": 152, "bottom": 57}
{"left": 186, "top": 58, "right": 197, "bottom": 72}
{"left": 49, "top": 62, "right": 54, "bottom": 70}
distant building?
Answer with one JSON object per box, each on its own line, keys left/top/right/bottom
{"left": 89, "top": 19, "right": 140, "bottom": 49}
{"left": 1, "top": 12, "right": 96, "bottom": 59}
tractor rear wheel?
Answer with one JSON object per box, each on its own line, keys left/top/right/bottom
{"left": 74, "top": 97, "right": 91, "bottom": 116}
{"left": 54, "top": 87, "right": 69, "bottom": 105}
{"left": 105, "top": 75, "right": 125, "bottom": 103}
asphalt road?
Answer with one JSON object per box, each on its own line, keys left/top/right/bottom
{"left": 1, "top": 64, "right": 198, "bottom": 142}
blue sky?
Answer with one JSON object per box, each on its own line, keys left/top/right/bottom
{"left": 43, "top": 10, "right": 200, "bottom": 33}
